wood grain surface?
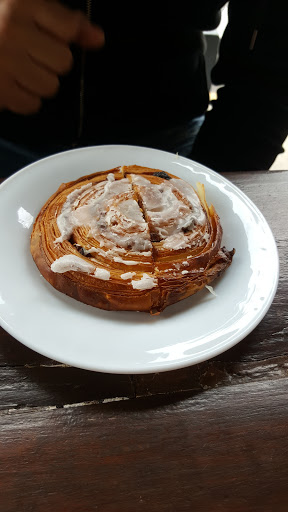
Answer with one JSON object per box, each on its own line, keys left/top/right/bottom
{"left": 0, "top": 170, "right": 287, "bottom": 512}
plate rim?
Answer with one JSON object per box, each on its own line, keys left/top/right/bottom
{"left": 0, "top": 145, "right": 279, "bottom": 374}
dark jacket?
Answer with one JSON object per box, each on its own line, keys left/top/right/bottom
{"left": 0, "top": 0, "right": 287, "bottom": 171}
{"left": 0, "top": 1, "right": 221, "bottom": 149}
{"left": 192, "top": 0, "right": 288, "bottom": 170}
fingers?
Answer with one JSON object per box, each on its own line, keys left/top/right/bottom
{"left": 0, "top": 51, "right": 59, "bottom": 113}
{"left": 73, "top": 18, "right": 105, "bottom": 49}
{"left": 0, "top": 80, "right": 42, "bottom": 115}
{"left": 34, "top": 1, "right": 105, "bottom": 48}
{"left": 2, "top": 20, "right": 73, "bottom": 75}
{"left": 16, "top": 55, "right": 60, "bottom": 98}
{"left": 28, "top": 26, "right": 73, "bottom": 75}
{"left": 0, "top": 0, "right": 105, "bottom": 116}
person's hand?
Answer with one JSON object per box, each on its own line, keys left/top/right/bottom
{"left": 0, "top": 0, "right": 105, "bottom": 114}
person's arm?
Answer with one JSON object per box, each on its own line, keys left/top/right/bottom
{"left": 0, "top": 0, "right": 104, "bottom": 115}
{"left": 191, "top": 0, "right": 288, "bottom": 171}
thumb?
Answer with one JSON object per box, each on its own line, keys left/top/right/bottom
{"left": 74, "top": 18, "right": 105, "bottom": 49}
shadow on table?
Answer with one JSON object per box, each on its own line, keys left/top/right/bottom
{"left": 1, "top": 319, "right": 274, "bottom": 412}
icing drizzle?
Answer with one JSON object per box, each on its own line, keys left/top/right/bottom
{"left": 51, "top": 171, "right": 212, "bottom": 290}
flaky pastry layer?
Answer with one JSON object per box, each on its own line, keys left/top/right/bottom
{"left": 30, "top": 165, "right": 235, "bottom": 313}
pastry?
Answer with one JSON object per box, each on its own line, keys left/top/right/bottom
{"left": 30, "top": 165, "right": 235, "bottom": 314}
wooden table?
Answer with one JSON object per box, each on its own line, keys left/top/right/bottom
{"left": 1, "top": 170, "right": 287, "bottom": 512}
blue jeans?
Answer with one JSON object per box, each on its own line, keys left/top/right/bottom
{"left": 130, "top": 116, "right": 205, "bottom": 157}
{"left": 0, "top": 138, "right": 43, "bottom": 178}
{"left": 0, "top": 116, "right": 204, "bottom": 178}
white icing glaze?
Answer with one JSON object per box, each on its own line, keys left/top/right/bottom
{"left": 51, "top": 254, "right": 94, "bottom": 274}
{"left": 113, "top": 256, "right": 149, "bottom": 266}
{"left": 102, "top": 199, "right": 151, "bottom": 251}
{"left": 205, "top": 285, "right": 217, "bottom": 296}
{"left": 162, "top": 231, "right": 198, "bottom": 250}
{"left": 131, "top": 175, "right": 207, "bottom": 248}
{"left": 120, "top": 272, "right": 136, "bottom": 280}
{"left": 55, "top": 178, "right": 152, "bottom": 253}
{"left": 169, "top": 178, "right": 206, "bottom": 225}
{"left": 53, "top": 174, "right": 211, "bottom": 286}
{"left": 55, "top": 183, "right": 92, "bottom": 243}
{"left": 94, "top": 268, "right": 110, "bottom": 280}
{"left": 131, "top": 273, "right": 158, "bottom": 290}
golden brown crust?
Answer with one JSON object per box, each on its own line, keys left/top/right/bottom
{"left": 30, "top": 165, "right": 235, "bottom": 313}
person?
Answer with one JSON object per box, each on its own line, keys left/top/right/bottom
{"left": 0, "top": 0, "right": 287, "bottom": 178}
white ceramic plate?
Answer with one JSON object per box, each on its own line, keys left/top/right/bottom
{"left": 0, "top": 145, "right": 279, "bottom": 374}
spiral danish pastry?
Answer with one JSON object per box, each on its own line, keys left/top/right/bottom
{"left": 30, "top": 165, "right": 235, "bottom": 314}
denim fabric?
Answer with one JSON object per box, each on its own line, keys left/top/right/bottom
{"left": 132, "top": 116, "right": 205, "bottom": 157}
{"left": 0, "top": 116, "right": 205, "bottom": 178}
{"left": 0, "top": 138, "right": 41, "bottom": 178}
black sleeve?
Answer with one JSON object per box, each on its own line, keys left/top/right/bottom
{"left": 190, "top": 0, "right": 288, "bottom": 171}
